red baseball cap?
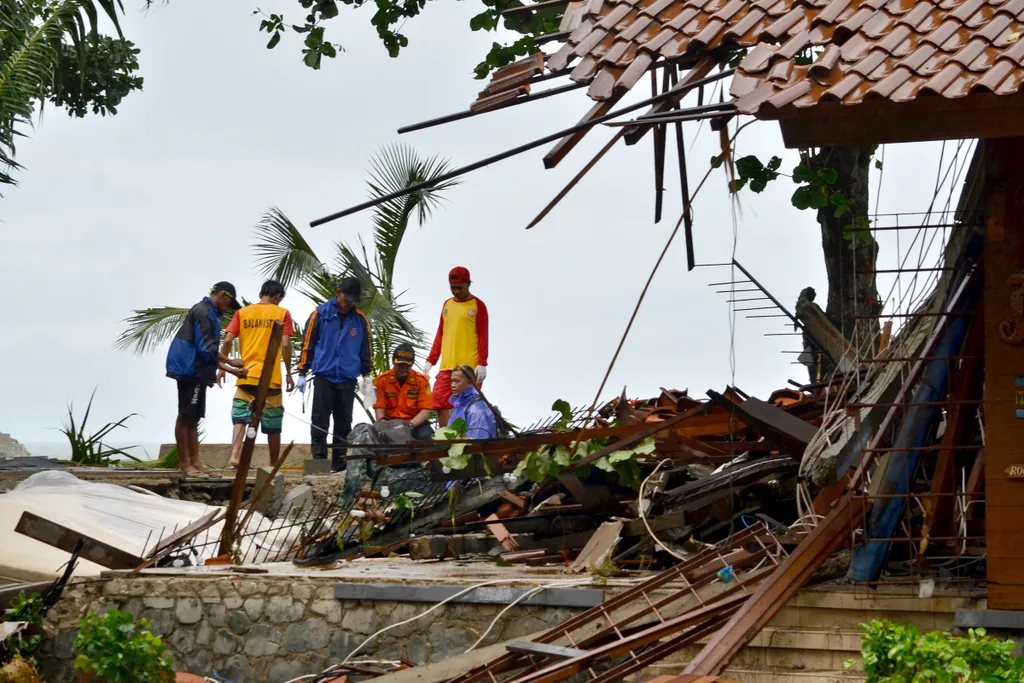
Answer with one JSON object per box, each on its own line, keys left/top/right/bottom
{"left": 449, "top": 266, "right": 471, "bottom": 284}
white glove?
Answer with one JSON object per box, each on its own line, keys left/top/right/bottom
{"left": 422, "top": 362, "right": 434, "bottom": 378}
{"left": 296, "top": 375, "right": 307, "bottom": 393}
{"left": 475, "top": 365, "right": 487, "bottom": 383}
{"left": 359, "top": 375, "right": 376, "bottom": 406}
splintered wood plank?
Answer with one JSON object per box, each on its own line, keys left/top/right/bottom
{"left": 566, "top": 521, "right": 622, "bottom": 573}
{"left": 15, "top": 511, "right": 142, "bottom": 569}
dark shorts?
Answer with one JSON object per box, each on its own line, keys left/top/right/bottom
{"left": 176, "top": 380, "right": 206, "bottom": 420}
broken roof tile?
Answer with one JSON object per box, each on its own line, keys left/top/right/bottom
{"left": 560, "top": 1, "right": 588, "bottom": 32}
{"left": 469, "top": 0, "right": 1024, "bottom": 123}
{"left": 809, "top": 43, "right": 842, "bottom": 80}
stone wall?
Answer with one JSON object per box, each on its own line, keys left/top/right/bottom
{"left": 39, "top": 576, "right": 585, "bottom": 683}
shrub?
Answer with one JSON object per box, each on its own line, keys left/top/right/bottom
{"left": 73, "top": 610, "right": 174, "bottom": 683}
{"left": 849, "top": 619, "right": 1024, "bottom": 682}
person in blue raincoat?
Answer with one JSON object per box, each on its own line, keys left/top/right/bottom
{"left": 448, "top": 365, "right": 497, "bottom": 439}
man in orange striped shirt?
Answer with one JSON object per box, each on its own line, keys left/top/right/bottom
{"left": 423, "top": 267, "right": 489, "bottom": 427}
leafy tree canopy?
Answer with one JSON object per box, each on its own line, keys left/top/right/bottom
{"left": 0, "top": 0, "right": 144, "bottom": 185}
{"left": 255, "top": 0, "right": 560, "bottom": 77}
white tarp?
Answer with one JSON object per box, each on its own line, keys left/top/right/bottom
{"left": 0, "top": 471, "right": 299, "bottom": 582}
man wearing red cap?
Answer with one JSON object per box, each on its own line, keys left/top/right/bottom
{"left": 423, "top": 267, "right": 489, "bottom": 427}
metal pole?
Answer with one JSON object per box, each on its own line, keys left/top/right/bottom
{"left": 310, "top": 68, "right": 736, "bottom": 228}
{"left": 219, "top": 321, "right": 283, "bottom": 557}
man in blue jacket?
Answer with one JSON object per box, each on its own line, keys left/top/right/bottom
{"left": 166, "top": 282, "right": 246, "bottom": 474}
{"left": 297, "top": 277, "right": 373, "bottom": 471}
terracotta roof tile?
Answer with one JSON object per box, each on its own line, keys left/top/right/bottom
{"left": 973, "top": 54, "right": 1018, "bottom": 86}
{"left": 470, "top": 0, "right": 1024, "bottom": 121}
{"left": 877, "top": 24, "right": 914, "bottom": 52}
{"left": 868, "top": 63, "right": 917, "bottom": 93}
{"left": 994, "top": 62, "right": 1024, "bottom": 90}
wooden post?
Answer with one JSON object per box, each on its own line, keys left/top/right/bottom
{"left": 984, "top": 138, "right": 1024, "bottom": 609}
{"left": 219, "top": 320, "right": 283, "bottom": 557}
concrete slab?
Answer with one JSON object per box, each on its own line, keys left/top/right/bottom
{"left": 332, "top": 583, "right": 604, "bottom": 608}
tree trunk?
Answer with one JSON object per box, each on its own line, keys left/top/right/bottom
{"left": 809, "top": 146, "right": 881, "bottom": 360}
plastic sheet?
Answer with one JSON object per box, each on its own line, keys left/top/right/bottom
{"left": 0, "top": 471, "right": 297, "bottom": 581}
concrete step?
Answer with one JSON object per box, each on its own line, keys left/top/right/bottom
{"left": 662, "top": 626, "right": 863, "bottom": 672}
{"left": 639, "top": 667, "right": 868, "bottom": 683}
{"left": 766, "top": 587, "right": 985, "bottom": 633}
{"left": 630, "top": 587, "right": 985, "bottom": 682}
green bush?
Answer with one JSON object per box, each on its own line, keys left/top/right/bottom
{"left": 849, "top": 619, "right": 1024, "bottom": 682}
{"left": 2, "top": 592, "right": 45, "bottom": 664}
{"left": 73, "top": 610, "right": 174, "bottom": 683}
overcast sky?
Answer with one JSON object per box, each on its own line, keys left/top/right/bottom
{"left": 0, "top": 1, "right": 968, "bottom": 454}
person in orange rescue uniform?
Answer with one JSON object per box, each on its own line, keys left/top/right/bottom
{"left": 423, "top": 266, "right": 488, "bottom": 427}
{"left": 373, "top": 343, "right": 434, "bottom": 440}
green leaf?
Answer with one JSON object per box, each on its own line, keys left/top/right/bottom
{"left": 593, "top": 456, "right": 615, "bottom": 473}
{"left": 525, "top": 449, "right": 553, "bottom": 483}
{"left": 734, "top": 154, "right": 764, "bottom": 178}
{"left": 874, "top": 159, "right": 883, "bottom": 170}
{"left": 767, "top": 156, "right": 782, "bottom": 171}
{"left": 710, "top": 154, "right": 725, "bottom": 169}
{"left": 448, "top": 418, "right": 469, "bottom": 435}
{"left": 266, "top": 31, "right": 281, "bottom": 49}
{"left": 792, "top": 165, "right": 815, "bottom": 183}
{"left": 818, "top": 167, "right": 839, "bottom": 185}
{"left": 433, "top": 427, "right": 459, "bottom": 441}
{"left": 791, "top": 185, "right": 814, "bottom": 210}
{"left": 552, "top": 445, "right": 573, "bottom": 467}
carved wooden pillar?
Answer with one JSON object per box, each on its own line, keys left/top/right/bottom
{"left": 984, "top": 137, "right": 1024, "bottom": 609}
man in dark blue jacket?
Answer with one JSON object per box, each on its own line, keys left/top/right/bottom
{"left": 166, "top": 282, "right": 246, "bottom": 473}
{"left": 297, "top": 277, "right": 373, "bottom": 471}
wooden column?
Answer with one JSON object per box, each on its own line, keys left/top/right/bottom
{"left": 984, "top": 137, "right": 1024, "bottom": 609}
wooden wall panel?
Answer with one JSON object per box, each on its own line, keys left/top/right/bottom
{"left": 984, "top": 137, "right": 1024, "bottom": 610}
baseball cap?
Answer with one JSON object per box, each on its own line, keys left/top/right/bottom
{"left": 449, "top": 266, "right": 471, "bottom": 284}
{"left": 211, "top": 281, "right": 240, "bottom": 310}
{"left": 392, "top": 343, "right": 415, "bottom": 366}
{"left": 336, "top": 277, "right": 362, "bottom": 304}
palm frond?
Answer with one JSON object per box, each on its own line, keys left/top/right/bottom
{"left": 114, "top": 306, "right": 188, "bottom": 355}
{"left": 0, "top": 0, "right": 126, "bottom": 186}
{"left": 333, "top": 237, "right": 426, "bottom": 356}
{"left": 252, "top": 207, "right": 329, "bottom": 292}
{"left": 366, "top": 142, "right": 460, "bottom": 281}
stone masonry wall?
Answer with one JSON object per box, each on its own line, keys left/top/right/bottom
{"left": 38, "top": 576, "right": 586, "bottom": 683}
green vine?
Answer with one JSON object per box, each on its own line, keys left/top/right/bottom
{"left": 391, "top": 491, "right": 424, "bottom": 523}
{"left": 726, "top": 151, "right": 878, "bottom": 248}
{"left": 435, "top": 418, "right": 494, "bottom": 476}
{"left": 512, "top": 400, "right": 652, "bottom": 489}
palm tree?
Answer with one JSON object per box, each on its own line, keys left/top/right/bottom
{"left": 0, "top": 0, "right": 125, "bottom": 185}
{"left": 116, "top": 143, "right": 459, "bottom": 373}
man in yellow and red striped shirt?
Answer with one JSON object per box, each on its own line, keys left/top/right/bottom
{"left": 423, "top": 267, "right": 489, "bottom": 427}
